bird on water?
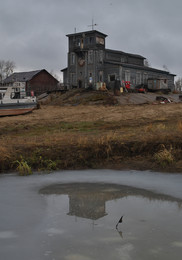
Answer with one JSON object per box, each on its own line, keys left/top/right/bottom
{"left": 116, "top": 215, "right": 123, "bottom": 229}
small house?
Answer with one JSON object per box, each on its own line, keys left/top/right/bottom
{"left": 3, "top": 69, "right": 59, "bottom": 96}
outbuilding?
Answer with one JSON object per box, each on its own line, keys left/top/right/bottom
{"left": 3, "top": 69, "right": 59, "bottom": 96}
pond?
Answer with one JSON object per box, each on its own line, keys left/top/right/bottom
{"left": 0, "top": 170, "right": 182, "bottom": 260}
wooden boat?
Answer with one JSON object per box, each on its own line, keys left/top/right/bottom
{"left": 0, "top": 87, "right": 37, "bottom": 116}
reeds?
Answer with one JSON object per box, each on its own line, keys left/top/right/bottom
{"left": 14, "top": 156, "right": 32, "bottom": 176}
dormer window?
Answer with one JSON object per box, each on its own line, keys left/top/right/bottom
{"left": 96, "top": 37, "right": 104, "bottom": 45}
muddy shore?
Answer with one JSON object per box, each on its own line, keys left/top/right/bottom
{"left": 1, "top": 90, "right": 182, "bottom": 174}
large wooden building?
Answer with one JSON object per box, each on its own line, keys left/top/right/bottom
{"left": 62, "top": 30, "right": 175, "bottom": 91}
{"left": 3, "top": 69, "right": 58, "bottom": 96}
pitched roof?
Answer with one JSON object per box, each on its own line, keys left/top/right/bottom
{"left": 4, "top": 70, "right": 42, "bottom": 83}
{"left": 105, "top": 49, "right": 145, "bottom": 59}
{"left": 104, "top": 60, "right": 176, "bottom": 76}
{"left": 66, "top": 30, "right": 107, "bottom": 38}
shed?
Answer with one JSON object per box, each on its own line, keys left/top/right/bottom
{"left": 3, "top": 69, "right": 59, "bottom": 96}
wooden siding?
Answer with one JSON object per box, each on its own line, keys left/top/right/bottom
{"left": 64, "top": 30, "right": 175, "bottom": 91}
{"left": 27, "top": 70, "right": 58, "bottom": 95}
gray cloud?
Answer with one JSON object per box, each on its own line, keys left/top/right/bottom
{"left": 0, "top": 0, "right": 182, "bottom": 80}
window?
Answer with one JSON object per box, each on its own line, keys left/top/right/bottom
{"left": 121, "top": 56, "right": 126, "bottom": 63}
{"left": 89, "top": 73, "right": 93, "bottom": 84}
{"left": 125, "top": 71, "right": 130, "bottom": 82}
{"left": 99, "top": 71, "right": 103, "bottom": 82}
{"left": 70, "top": 73, "right": 76, "bottom": 85}
{"left": 87, "top": 36, "right": 94, "bottom": 45}
{"left": 144, "top": 73, "right": 148, "bottom": 84}
{"left": 81, "top": 39, "right": 84, "bottom": 49}
{"left": 99, "top": 50, "right": 103, "bottom": 63}
{"left": 14, "top": 82, "right": 20, "bottom": 87}
{"left": 70, "top": 53, "right": 75, "bottom": 65}
{"left": 76, "top": 38, "right": 80, "bottom": 47}
{"left": 109, "top": 74, "right": 116, "bottom": 82}
{"left": 96, "top": 37, "right": 104, "bottom": 45}
{"left": 136, "top": 72, "right": 141, "bottom": 85}
{"left": 88, "top": 50, "right": 93, "bottom": 64}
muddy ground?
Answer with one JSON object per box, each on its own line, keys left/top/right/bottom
{"left": 1, "top": 89, "right": 182, "bottom": 173}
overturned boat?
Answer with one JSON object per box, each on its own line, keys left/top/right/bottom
{"left": 0, "top": 86, "right": 37, "bottom": 116}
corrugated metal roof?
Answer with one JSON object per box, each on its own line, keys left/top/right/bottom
{"left": 4, "top": 70, "right": 42, "bottom": 83}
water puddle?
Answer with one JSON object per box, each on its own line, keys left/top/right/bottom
{"left": 39, "top": 182, "right": 182, "bottom": 260}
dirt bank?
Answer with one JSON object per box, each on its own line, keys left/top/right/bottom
{"left": 1, "top": 90, "right": 182, "bottom": 173}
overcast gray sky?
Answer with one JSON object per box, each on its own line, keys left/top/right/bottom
{"left": 1, "top": 0, "right": 182, "bottom": 81}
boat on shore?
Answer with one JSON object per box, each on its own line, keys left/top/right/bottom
{"left": 0, "top": 86, "right": 37, "bottom": 116}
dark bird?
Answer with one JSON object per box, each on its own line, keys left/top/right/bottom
{"left": 116, "top": 215, "right": 123, "bottom": 229}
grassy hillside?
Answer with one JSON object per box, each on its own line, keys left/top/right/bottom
{"left": 1, "top": 90, "right": 182, "bottom": 174}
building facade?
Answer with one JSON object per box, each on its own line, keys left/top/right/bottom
{"left": 62, "top": 30, "right": 175, "bottom": 91}
{"left": 3, "top": 69, "right": 58, "bottom": 96}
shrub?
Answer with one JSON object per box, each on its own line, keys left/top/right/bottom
{"left": 154, "top": 145, "right": 174, "bottom": 168}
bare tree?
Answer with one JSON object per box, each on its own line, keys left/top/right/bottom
{"left": 0, "top": 60, "right": 16, "bottom": 83}
{"left": 4, "top": 61, "right": 15, "bottom": 78}
{"left": 0, "top": 60, "right": 6, "bottom": 83}
{"left": 175, "top": 77, "right": 182, "bottom": 92}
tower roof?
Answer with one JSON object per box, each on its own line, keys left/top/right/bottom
{"left": 66, "top": 30, "right": 107, "bottom": 38}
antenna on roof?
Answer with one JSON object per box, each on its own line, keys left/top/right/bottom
{"left": 88, "top": 18, "right": 98, "bottom": 30}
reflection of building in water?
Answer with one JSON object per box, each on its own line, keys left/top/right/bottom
{"left": 68, "top": 194, "right": 107, "bottom": 220}
{"left": 39, "top": 182, "right": 182, "bottom": 221}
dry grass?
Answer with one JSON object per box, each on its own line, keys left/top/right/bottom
{"left": 1, "top": 100, "right": 182, "bottom": 173}
{"left": 177, "top": 120, "right": 182, "bottom": 131}
{"left": 154, "top": 145, "right": 174, "bottom": 168}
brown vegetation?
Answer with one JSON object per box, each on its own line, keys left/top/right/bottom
{"left": 1, "top": 90, "right": 182, "bottom": 173}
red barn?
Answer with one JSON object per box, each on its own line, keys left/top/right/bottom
{"left": 3, "top": 69, "right": 59, "bottom": 96}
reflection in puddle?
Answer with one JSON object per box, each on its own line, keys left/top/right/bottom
{"left": 40, "top": 183, "right": 182, "bottom": 220}
{"left": 39, "top": 183, "right": 182, "bottom": 260}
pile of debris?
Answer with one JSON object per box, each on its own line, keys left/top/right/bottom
{"left": 155, "top": 96, "right": 173, "bottom": 104}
